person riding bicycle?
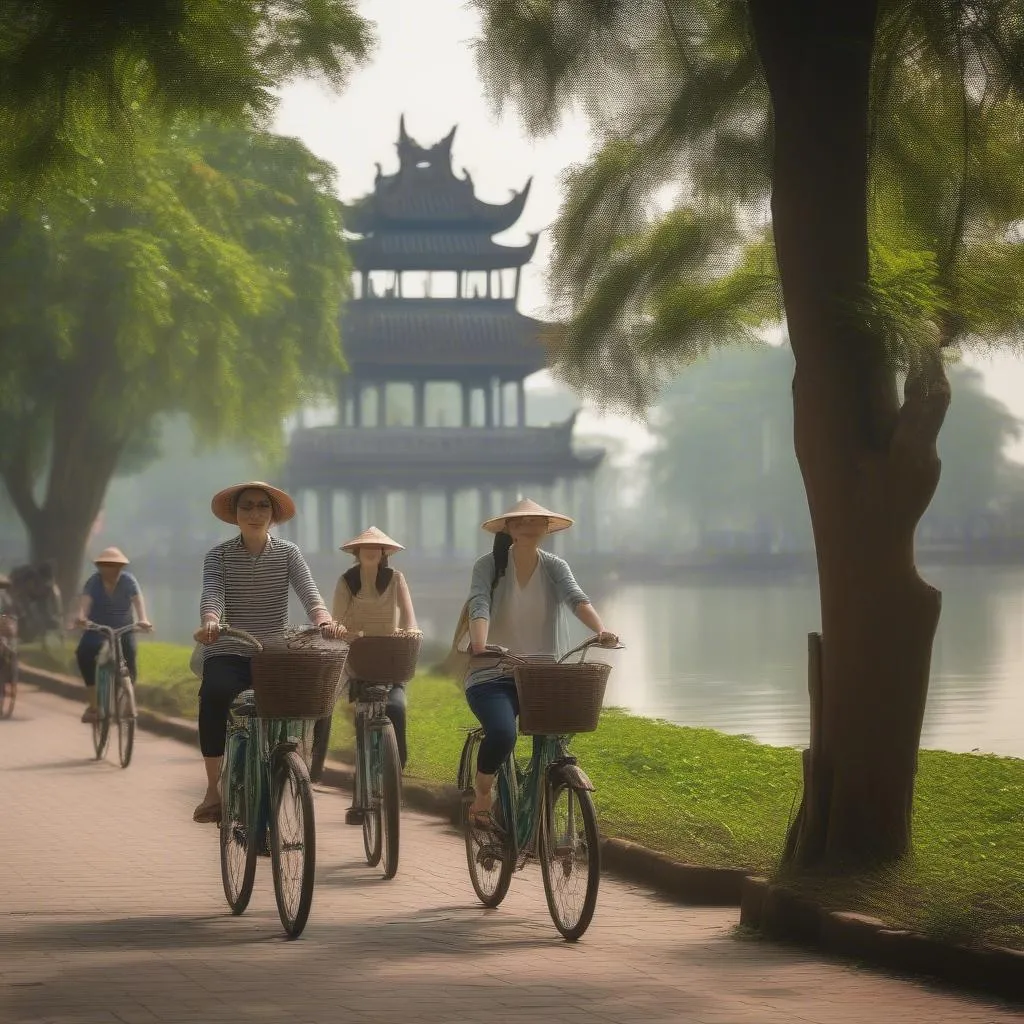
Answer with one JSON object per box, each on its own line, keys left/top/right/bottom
{"left": 311, "top": 526, "right": 418, "bottom": 822}
{"left": 458, "top": 498, "right": 618, "bottom": 829}
{"left": 0, "top": 574, "right": 18, "bottom": 671}
{"left": 74, "top": 547, "right": 153, "bottom": 724}
{"left": 191, "top": 481, "right": 345, "bottom": 825}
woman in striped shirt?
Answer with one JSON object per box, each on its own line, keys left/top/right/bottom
{"left": 191, "top": 481, "right": 344, "bottom": 824}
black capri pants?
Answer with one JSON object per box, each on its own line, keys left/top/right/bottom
{"left": 198, "top": 655, "right": 252, "bottom": 758}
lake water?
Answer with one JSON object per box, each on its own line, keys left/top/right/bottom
{"left": 142, "top": 562, "right": 1023, "bottom": 758}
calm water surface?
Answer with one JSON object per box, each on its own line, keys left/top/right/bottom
{"left": 144, "top": 563, "right": 1023, "bottom": 757}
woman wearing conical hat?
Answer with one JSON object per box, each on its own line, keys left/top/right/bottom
{"left": 309, "top": 527, "right": 418, "bottom": 817}
{"left": 459, "top": 497, "right": 618, "bottom": 827}
{"left": 73, "top": 547, "right": 154, "bottom": 724}
{"left": 191, "top": 481, "right": 344, "bottom": 824}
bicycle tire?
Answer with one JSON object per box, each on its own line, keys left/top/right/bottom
{"left": 359, "top": 715, "right": 382, "bottom": 867}
{"left": 539, "top": 782, "right": 601, "bottom": 942}
{"left": 219, "top": 729, "right": 257, "bottom": 915}
{"left": 115, "top": 676, "right": 135, "bottom": 768}
{"left": 377, "top": 722, "right": 402, "bottom": 880}
{"left": 271, "top": 748, "right": 316, "bottom": 939}
{"left": 92, "top": 663, "right": 112, "bottom": 760}
{"left": 461, "top": 737, "right": 514, "bottom": 909}
{"left": 0, "top": 654, "right": 15, "bottom": 719}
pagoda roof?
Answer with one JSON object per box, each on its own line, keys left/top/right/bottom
{"left": 286, "top": 419, "right": 604, "bottom": 488}
{"left": 341, "top": 299, "right": 550, "bottom": 376}
{"left": 343, "top": 117, "right": 533, "bottom": 234}
{"left": 348, "top": 231, "right": 539, "bottom": 272}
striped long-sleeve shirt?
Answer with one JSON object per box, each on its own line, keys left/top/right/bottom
{"left": 198, "top": 535, "right": 328, "bottom": 662}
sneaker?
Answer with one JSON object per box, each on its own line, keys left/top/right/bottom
{"left": 344, "top": 806, "right": 366, "bottom": 826}
{"left": 81, "top": 707, "right": 99, "bottom": 723}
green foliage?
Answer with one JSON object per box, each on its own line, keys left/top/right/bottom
{"left": 0, "top": 0, "right": 376, "bottom": 194}
{"left": 471, "top": 1, "right": 1024, "bottom": 409}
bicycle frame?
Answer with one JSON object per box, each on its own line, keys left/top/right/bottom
{"left": 351, "top": 683, "right": 392, "bottom": 812}
{"left": 88, "top": 623, "right": 138, "bottom": 721}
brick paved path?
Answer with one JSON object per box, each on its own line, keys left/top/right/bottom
{"left": 1, "top": 685, "right": 1018, "bottom": 1024}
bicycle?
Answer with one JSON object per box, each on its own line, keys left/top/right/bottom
{"left": 344, "top": 631, "right": 420, "bottom": 881}
{"left": 215, "top": 623, "right": 346, "bottom": 939}
{"left": 457, "top": 635, "right": 624, "bottom": 942}
{"left": 81, "top": 621, "right": 142, "bottom": 768}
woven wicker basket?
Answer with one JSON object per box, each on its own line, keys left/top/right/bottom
{"left": 345, "top": 632, "right": 421, "bottom": 686}
{"left": 250, "top": 634, "right": 349, "bottom": 720}
{"left": 515, "top": 662, "right": 612, "bottom": 735}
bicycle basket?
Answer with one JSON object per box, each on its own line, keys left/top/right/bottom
{"left": 345, "top": 630, "right": 421, "bottom": 686}
{"left": 514, "top": 661, "right": 612, "bottom": 735}
{"left": 250, "top": 632, "right": 349, "bottom": 720}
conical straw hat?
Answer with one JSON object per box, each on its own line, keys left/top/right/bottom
{"left": 340, "top": 525, "right": 405, "bottom": 554}
{"left": 211, "top": 481, "right": 296, "bottom": 525}
{"left": 481, "top": 497, "right": 574, "bottom": 535}
{"left": 94, "top": 546, "right": 130, "bottom": 566}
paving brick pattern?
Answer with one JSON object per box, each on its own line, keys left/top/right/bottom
{"left": 0, "top": 685, "right": 1018, "bottom": 1023}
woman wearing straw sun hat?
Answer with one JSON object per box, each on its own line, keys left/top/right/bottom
{"left": 308, "top": 527, "right": 418, "bottom": 813}
{"left": 456, "top": 497, "right": 618, "bottom": 828}
{"left": 73, "top": 547, "right": 153, "bottom": 724}
{"left": 190, "top": 481, "right": 345, "bottom": 824}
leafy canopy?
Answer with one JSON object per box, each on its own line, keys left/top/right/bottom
{"left": 470, "top": 1, "right": 1024, "bottom": 410}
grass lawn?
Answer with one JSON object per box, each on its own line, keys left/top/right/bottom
{"left": 20, "top": 639, "right": 1023, "bottom": 950}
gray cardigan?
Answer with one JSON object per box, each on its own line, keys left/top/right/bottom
{"left": 461, "top": 548, "right": 589, "bottom": 690}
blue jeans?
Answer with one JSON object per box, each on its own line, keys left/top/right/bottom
{"left": 466, "top": 677, "right": 541, "bottom": 775}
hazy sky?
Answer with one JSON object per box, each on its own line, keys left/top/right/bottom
{"left": 271, "top": 0, "right": 1024, "bottom": 459}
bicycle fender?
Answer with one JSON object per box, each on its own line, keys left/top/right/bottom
{"left": 549, "top": 761, "right": 595, "bottom": 793}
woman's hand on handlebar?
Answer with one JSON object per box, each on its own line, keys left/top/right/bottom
{"left": 194, "top": 620, "right": 221, "bottom": 645}
{"left": 595, "top": 630, "right": 620, "bottom": 648}
{"left": 318, "top": 620, "right": 347, "bottom": 640}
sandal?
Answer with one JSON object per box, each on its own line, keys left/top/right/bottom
{"left": 193, "top": 800, "right": 222, "bottom": 824}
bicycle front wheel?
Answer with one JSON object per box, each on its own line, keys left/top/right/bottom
{"left": 374, "top": 723, "right": 402, "bottom": 880}
{"left": 359, "top": 715, "right": 382, "bottom": 867}
{"left": 115, "top": 677, "right": 135, "bottom": 768}
{"left": 92, "top": 664, "right": 112, "bottom": 760}
{"left": 219, "top": 730, "right": 257, "bottom": 915}
{"left": 0, "top": 654, "right": 15, "bottom": 719}
{"left": 270, "top": 748, "right": 316, "bottom": 939}
{"left": 539, "top": 782, "right": 601, "bottom": 942}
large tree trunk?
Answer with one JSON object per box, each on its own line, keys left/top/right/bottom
{"left": 749, "top": 1, "right": 950, "bottom": 869}
{"left": 2, "top": 353, "right": 126, "bottom": 607}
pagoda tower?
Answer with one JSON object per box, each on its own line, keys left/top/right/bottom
{"left": 284, "top": 117, "right": 603, "bottom": 559}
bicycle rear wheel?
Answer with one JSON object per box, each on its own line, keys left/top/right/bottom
{"left": 539, "top": 782, "right": 601, "bottom": 942}
{"left": 92, "top": 663, "right": 112, "bottom": 760}
{"left": 115, "top": 676, "right": 135, "bottom": 768}
{"left": 462, "top": 744, "right": 514, "bottom": 909}
{"left": 271, "top": 747, "right": 316, "bottom": 939}
{"left": 0, "top": 654, "right": 15, "bottom": 719}
{"left": 374, "top": 723, "right": 402, "bottom": 880}
{"left": 219, "top": 729, "right": 257, "bottom": 915}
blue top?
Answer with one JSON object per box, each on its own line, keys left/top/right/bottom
{"left": 461, "top": 548, "right": 589, "bottom": 691}
{"left": 83, "top": 571, "right": 140, "bottom": 629}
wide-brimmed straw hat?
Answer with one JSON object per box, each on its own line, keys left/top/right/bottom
{"left": 211, "top": 481, "right": 296, "bottom": 525}
{"left": 481, "top": 497, "right": 574, "bottom": 535}
{"left": 94, "top": 546, "right": 130, "bottom": 566}
{"left": 340, "top": 525, "right": 404, "bottom": 555}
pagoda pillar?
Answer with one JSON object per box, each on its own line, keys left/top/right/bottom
{"left": 461, "top": 383, "right": 471, "bottom": 427}
{"left": 484, "top": 380, "right": 494, "bottom": 428}
{"left": 516, "top": 380, "right": 526, "bottom": 426}
{"left": 444, "top": 489, "right": 457, "bottom": 555}
{"left": 414, "top": 380, "right": 426, "bottom": 427}
{"left": 317, "top": 489, "right": 333, "bottom": 553}
{"left": 352, "top": 380, "right": 363, "bottom": 427}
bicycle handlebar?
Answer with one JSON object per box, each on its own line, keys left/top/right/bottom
{"left": 470, "top": 633, "right": 625, "bottom": 669}
{"left": 81, "top": 621, "right": 144, "bottom": 640}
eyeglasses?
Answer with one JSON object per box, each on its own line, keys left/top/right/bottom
{"left": 238, "top": 502, "right": 273, "bottom": 514}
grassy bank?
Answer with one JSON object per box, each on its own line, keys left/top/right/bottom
{"left": 21, "top": 639, "right": 1023, "bottom": 950}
